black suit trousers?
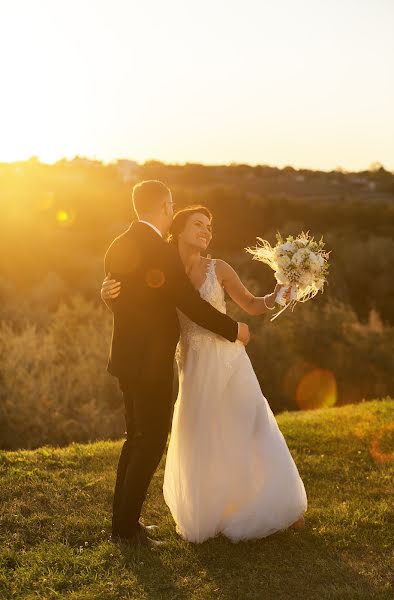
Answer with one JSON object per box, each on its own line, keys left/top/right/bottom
{"left": 111, "top": 371, "right": 174, "bottom": 538}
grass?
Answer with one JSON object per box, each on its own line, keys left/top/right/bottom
{"left": 0, "top": 398, "right": 393, "bottom": 600}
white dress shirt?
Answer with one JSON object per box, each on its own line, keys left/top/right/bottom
{"left": 138, "top": 220, "right": 163, "bottom": 238}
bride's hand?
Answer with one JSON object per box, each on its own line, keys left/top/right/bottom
{"left": 101, "top": 273, "right": 121, "bottom": 300}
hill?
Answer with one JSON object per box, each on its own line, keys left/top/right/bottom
{"left": 1, "top": 399, "right": 393, "bottom": 599}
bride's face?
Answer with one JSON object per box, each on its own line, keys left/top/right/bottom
{"left": 179, "top": 212, "right": 213, "bottom": 250}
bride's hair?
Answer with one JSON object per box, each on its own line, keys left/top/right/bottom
{"left": 168, "top": 205, "right": 213, "bottom": 244}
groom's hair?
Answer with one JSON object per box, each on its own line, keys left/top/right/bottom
{"left": 132, "top": 180, "right": 170, "bottom": 218}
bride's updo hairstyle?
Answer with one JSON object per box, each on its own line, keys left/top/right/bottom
{"left": 168, "top": 205, "right": 213, "bottom": 244}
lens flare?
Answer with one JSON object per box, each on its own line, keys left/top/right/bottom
{"left": 56, "top": 209, "right": 74, "bottom": 225}
{"left": 145, "top": 268, "right": 166, "bottom": 288}
{"left": 370, "top": 422, "right": 394, "bottom": 464}
{"left": 295, "top": 368, "right": 337, "bottom": 410}
{"left": 282, "top": 361, "right": 313, "bottom": 400}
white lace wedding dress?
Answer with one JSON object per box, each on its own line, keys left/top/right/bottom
{"left": 163, "top": 259, "right": 307, "bottom": 543}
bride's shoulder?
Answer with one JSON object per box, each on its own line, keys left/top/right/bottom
{"left": 214, "top": 258, "right": 233, "bottom": 272}
{"left": 200, "top": 257, "right": 234, "bottom": 280}
{"left": 202, "top": 256, "right": 226, "bottom": 271}
{"left": 210, "top": 259, "right": 236, "bottom": 286}
{"left": 216, "top": 259, "right": 238, "bottom": 288}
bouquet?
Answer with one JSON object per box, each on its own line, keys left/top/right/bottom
{"left": 245, "top": 231, "right": 330, "bottom": 321}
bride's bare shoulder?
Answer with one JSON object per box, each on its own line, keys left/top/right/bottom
{"left": 201, "top": 256, "right": 224, "bottom": 269}
{"left": 211, "top": 259, "right": 237, "bottom": 285}
{"left": 214, "top": 258, "right": 234, "bottom": 271}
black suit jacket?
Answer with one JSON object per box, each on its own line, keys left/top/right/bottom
{"left": 104, "top": 221, "right": 238, "bottom": 384}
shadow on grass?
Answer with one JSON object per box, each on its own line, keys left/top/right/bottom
{"left": 118, "top": 524, "right": 383, "bottom": 600}
{"left": 117, "top": 543, "right": 190, "bottom": 600}
{"left": 184, "top": 527, "right": 381, "bottom": 600}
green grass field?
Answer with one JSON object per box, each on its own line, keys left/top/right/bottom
{"left": 1, "top": 398, "right": 393, "bottom": 600}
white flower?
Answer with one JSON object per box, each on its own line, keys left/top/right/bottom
{"left": 282, "top": 241, "right": 296, "bottom": 253}
{"left": 275, "top": 269, "right": 289, "bottom": 285}
{"left": 276, "top": 255, "right": 291, "bottom": 268}
{"left": 308, "top": 253, "right": 321, "bottom": 273}
{"left": 274, "top": 246, "right": 285, "bottom": 260}
{"left": 299, "top": 271, "right": 313, "bottom": 288}
{"left": 291, "top": 250, "right": 304, "bottom": 265}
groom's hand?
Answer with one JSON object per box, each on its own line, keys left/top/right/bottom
{"left": 237, "top": 322, "right": 250, "bottom": 346}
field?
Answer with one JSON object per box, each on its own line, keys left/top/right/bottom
{"left": 1, "top": 399, "right": 393, "bottom": 599}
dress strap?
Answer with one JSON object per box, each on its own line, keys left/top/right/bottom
{"left": 207, "top": 258, "right": 217, "bottom": 282}
{"left": 205, "top": 258, "right": 218, "bottom": 289}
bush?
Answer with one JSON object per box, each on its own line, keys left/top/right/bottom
{"left": 230, "top": 297, "right": 394, "bottom": 413}
{"left": 1, "top": 291, "right": 392, "bottom": 449}
{"left": 0, "top": 296, "right": 123, "bottom": 450}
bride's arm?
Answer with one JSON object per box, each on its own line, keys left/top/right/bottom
{"left": 101, "top": 273, "right": 121, "bottom": 312}
{"left": 216, "top": 260, "right": 288, "bottom": 316}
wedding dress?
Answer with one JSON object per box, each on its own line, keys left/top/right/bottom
{"left": 163, "top": 259, "right": 307, "bottom": 543}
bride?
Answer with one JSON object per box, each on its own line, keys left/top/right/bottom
{"left": 101, "top": 205, "right": 307, "bottom": 543}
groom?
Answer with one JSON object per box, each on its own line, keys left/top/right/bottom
{"left": 104, "top": 180, "right": 250, "bottom": 546}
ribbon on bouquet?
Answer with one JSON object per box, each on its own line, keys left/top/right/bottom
{"left": 271, "top": 284, "right": 298, "bottom": 322}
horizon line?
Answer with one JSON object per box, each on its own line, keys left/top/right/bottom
{"left": 0, "top": 155, "right": 392, "bottom": 176}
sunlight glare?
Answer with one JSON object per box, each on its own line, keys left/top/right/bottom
{"left": 370, "top": 423, "right": 394, "bottom": 464}
{"left": 56, "top": 209, "right": 74, "bottom": 225}
{"left": 295, "top": 368, "right": 337, "bottom": 410}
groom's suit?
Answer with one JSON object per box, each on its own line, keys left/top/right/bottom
{"left": 104, "top": 221, "right": 238, "bottom": 538}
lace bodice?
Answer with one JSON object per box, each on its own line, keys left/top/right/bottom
{"left": 199, "top": 259, "right": 226, "bottom": 313}
{"left": 176, "top": 259, "right": 228, "bottom": 364}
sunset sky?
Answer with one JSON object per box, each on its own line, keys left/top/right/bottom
{"left": 1, "top": 0, "right": 393, "bottom": 171}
